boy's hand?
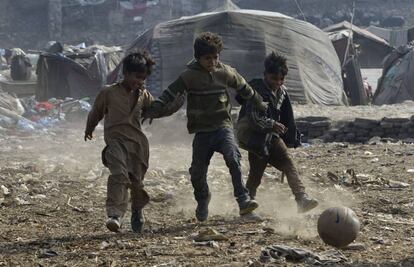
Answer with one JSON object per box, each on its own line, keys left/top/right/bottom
{"left": 142, "top": 102, "right": 163, "bottom": 124}
{"left": 273, "top": 122, "right": 287, "bottom": 135}
{"left": 141, "top": 117, "right": 154, "bottom": 125}
{"left": 256, "top": 101, "right": 268, "bottom": 112}
{"left": 250, "top": 91, "right": 268, "bottom": 112}
{"left": 163, "top": 93, "right": 185, "bottom": 116}
{"left": 142, "top": 94, "right": 185, "bottom": 124}
{"left": 84, "top": 132, "right": 93, "bottom": 141}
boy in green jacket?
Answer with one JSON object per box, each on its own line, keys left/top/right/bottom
{"left": 145, "top": 32, "right": 267, "bottom": 221}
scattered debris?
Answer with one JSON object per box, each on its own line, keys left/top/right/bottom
{"left": 194, "top": 227, "right": 228, "bottom": 242}
{"left": 370, "top": 237, "right": 387, "bottom": 245}
{"left": 260, "top": 245, "right": 348, "bottom": 265}
{"left": 38, "top": 249, "right": 58, "bottom": 258}
{"left": 66, "top": 196, "right": 85, "bottom": 212}
{"left": 193, "top": 240, "right": 220, "bottom": 248}
{"left": 1, "top": 185, "right": 10, "bottom": 195}
{"left": 100, "top": 241, "right": 111, "bottom": 250}
{"left": 342, "top": 243, "right": 367, "bottom": 251}
{"left": 387, "top": 180, "right": 410, "bottom": 189}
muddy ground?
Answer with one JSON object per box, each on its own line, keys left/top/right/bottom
{"left": 0, "top": 104, "right": 414, "bottom": 266}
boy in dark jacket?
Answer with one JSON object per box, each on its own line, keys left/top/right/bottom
{"left": 145, "top": 32, "right": 267, "bottom": 221}
{"left": 237, "top": 51, "right": 318, "bottom": 214}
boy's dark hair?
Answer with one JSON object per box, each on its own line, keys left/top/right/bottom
{"left": 122, "top": 50, "right": 155, "bottom": 75}
{"left": 194, "top": 32, "right": 223, "bottom": 59}
{"left": 264, "top": 51, "right": 288, "bottom": 76}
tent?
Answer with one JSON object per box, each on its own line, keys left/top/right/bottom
{"left": 324, "top": 21, "right": 393, "bottom": 68}
{"left": 366, "top": 25, "right": 409, "bottom": 47}
{"left": 209, "top": 0, "right": 240, "bottom": 12}
{"left": 327, "top": 30, "right": 369, "bottom": 105}
{"left": 124, "top": 8, "right": 348, "bottom": 105}
{"left": 409, "top": 27, "right": 414, "bottom": 44}
{"left": 373, "top": 44, "right": 414, "bottom": 105}
{"left": 36, "top": 45, "right": 122, "bottom": 101}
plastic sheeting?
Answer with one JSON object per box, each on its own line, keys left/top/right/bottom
{"left": 373, "top": 45, "right": 414, "bottom": 105}
{"left": 366, "top": 25, "right": 408, "bottom": 47}
{"left": 128, "top": 9, "right": 347, "bottom": 105}
{"left": 36, "top": 47, "right": 122, "bottom": 101}
{"left": 0, "top": 92, "right": 25, "bottom": 115}
{"left": 324, "top": 21, "right": 392, "bottom": 68}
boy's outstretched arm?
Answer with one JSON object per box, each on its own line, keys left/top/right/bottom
{"left": 144, "top": 76, "right": 187, "bottom": 120}
{"left": 84, "top": 91, "right": 106, "bottom": 141}
{"left": 228, "top": 68, "right": 267, "bottom": 112}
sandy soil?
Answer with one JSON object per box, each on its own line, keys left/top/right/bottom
{"left": 0, "top": 105, "right": 413, "bottom": 266}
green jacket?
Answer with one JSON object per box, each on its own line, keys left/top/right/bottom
{"left": 155, "top": 60, "right": 262, "bottom": 133}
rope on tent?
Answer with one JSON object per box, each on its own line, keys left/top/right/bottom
{"left": 294, "top": 0, "right": 306, "bottom": 21}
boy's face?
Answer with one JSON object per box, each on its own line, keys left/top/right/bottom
{"left": 123, "top": 71, "right": 147, "bottom": 91}
{"left": 264, "top": 72, "right": 285, "bottom": 91}
{"left": 198, "top": 53, "right": 219, "bottom": 72}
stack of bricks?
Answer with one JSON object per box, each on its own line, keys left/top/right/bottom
{"left": 236, "top": 113, "right": 414, "bottom": 144}
{"left": 295, "top": 117, "right": 332, "bottom": 143}
{"left": 296, "top": 117, "right": 414, "bottom": 143}
{"left": 323, "top": 117, "right": 414, "bottom": 143}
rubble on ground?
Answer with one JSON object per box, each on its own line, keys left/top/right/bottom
{"left": 0, "top": 90, "right": 91, "bottom": 134}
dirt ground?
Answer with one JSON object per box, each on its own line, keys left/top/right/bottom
{"left": 0, "top": 104, "right": 414, "bottom": 267}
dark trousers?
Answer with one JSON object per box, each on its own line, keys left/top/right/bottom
{"left": 246, "top": 137, "right": 305, "bottom": 199}
{"left": 189, "top": 127, "right": 249, "bottom": 205}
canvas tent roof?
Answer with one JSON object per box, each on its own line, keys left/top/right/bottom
{"left": 127, "top": 9, "right": 347, "bottom": 105}
{"left": 324, "top": 21, "right": 393, "bottom": 68}
{"left": 373, "top": 44, "right": 414, "bottom": 105}
{"left": 324, "top": 21, "right": 390, "bottom": 45}
{"left": 366, "top": 25, "right": 414, "bottom": 47}
{"left": 366, "top": 25, "right": 408, "bottom": 47}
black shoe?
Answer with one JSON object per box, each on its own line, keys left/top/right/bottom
{"left": 239, "top": 199, "right": 259, "bottom": 215}
{"left": 195, "top": 193, "right": 211, "bottom": 222}
{"left": 106, "top": 217, "right": 121, "bottom": 232}
{"left": 131, "top": 210, "right": 145, "bottom": 233}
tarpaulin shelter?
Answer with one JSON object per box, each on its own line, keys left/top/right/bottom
{"left": 409, "top": 27, "right": 414, "bottom": 44}
{"left": 327, "top": 30, "right": 369, "bottom": 105}
{"left": 324, "top": 21, "right": 393, "bottom": 68}
{"left": 123, "top": 8, "right": 347, "bottom": 105}
{"left": 366, "top": 25, "right": 414, "bottom": 48}
{"left": 373, "top": 44, "right": 414, "bottom": 105}
{"left": 36, "top": 45, "right": 122, "bottom": 101}
{"left": 366, "top": 25, "right": 408, "bottom": 47}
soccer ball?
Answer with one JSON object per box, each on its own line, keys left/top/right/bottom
{"left": 317, "top": 206, "right": 360, "bottom": 248}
